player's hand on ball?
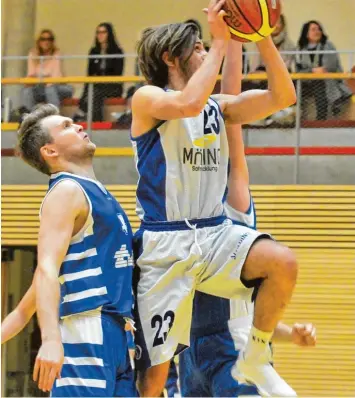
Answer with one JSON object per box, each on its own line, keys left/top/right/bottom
{"left": 291, "top": 323, "right": 316, "bottom": 347}
{"left": 203, "top": 0, "right": 230, "bottom": 42}
{"left": 33, "top": 340, "right": 64, "bottom": 392}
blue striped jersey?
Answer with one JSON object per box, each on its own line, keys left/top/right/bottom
{"left": 41, "top": 172, "right": 134, "bottom": 319}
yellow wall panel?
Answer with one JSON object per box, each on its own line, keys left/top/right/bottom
{"left": 1, "top": 185, "right": 355, "bottom": 396}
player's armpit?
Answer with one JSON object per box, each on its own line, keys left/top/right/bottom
{"left": 131, "top": 85, "right": 202, "bottom": 136}
{"left": 214, "top": 89, "right": 295, "bottom": 125}
{"left": 38, "top": 179, "right": 87, "bottom": 274}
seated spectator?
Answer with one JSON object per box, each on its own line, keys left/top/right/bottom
{"left": 249, "top": 15, "right": 296, "bottom": 126}
{"left": 296, "top": 20, "right": 352, "bottom": 120}
{"left": 116, "top": 86, "right": 137, "bottom": 129}
{"left": 74, "top": 22, "right": 124, "bottom": 122}
{"left": 21, "top": 29, "right": 73, "bottom": 112}
{"left": 184, "top": 18, "right": 249, "bottom": 94}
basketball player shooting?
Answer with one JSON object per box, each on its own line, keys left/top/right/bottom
{"left": 178, "top": 39, "right": 316, "bottom": 398}
{"left": 131, "top": 0, "right": 298, "bottom": 396}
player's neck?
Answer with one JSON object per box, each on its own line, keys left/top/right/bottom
{"left": 54, "top": 162, "right": 97, "bottom": 180}
{"left": 167, "top": 72, "right": 188, "bottom": 91}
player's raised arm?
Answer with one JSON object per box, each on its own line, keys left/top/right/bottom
{"left": 221, "top": 40, "right": 250, "bottom": 213}
{"left": 132, "top": 0, "right": 229, "bottom": 136}
{"left": 33, "top": 180, "right": 86, "bottom": 392}
{"left": 1, "top": 284, "right": 36, "bottom": 344}
{"left": 216, "top": 37, "right": 296, "bottom": 125}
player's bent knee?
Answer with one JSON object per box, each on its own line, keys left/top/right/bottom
{"left": 277, "top": 245, "right": 298, "bottom": 283}
{"left": 242, "top": 239, "right": 298, "bottom": 283}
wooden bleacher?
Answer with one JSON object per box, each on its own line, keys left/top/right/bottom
{"left": 1, "top": 185, "right": 355, "bottom": 397}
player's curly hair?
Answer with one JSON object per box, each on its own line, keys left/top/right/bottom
{"left": 137, "top": 23, "right": 199, "bottom": 88}
{"left": 17, "top": 104, "right": 59, "bottom": 175}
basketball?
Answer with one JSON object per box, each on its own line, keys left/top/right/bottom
{"left": 223, "top": 0, "right": 281, "bottom": 43}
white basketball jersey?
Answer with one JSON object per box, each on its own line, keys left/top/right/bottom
{"left": 131, "top": 97, "right": 229, "bottom": 222}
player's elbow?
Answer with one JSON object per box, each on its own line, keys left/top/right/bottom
{"left": 274, "top": 86, "right": 297, "bottom": 110}
{"left": 181, "top": 99, "right": 204, "bottom": 118}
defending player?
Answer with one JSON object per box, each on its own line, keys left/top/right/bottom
{"left": 178, "top": 40, "right": 316, "bottom": 397}
{"left": 131, "top": 0, "right": 298, "bottom": 396}
{"left": 3, "top": 104, "right": 137, "bottom": 397}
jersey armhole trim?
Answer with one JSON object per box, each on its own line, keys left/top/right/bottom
{"left": 39, "top": 179, "right": 93, "bottom": 243}
{"left": 209, "top": 96, "right": 224, "bottom": 119}
{"left": 130, "top": 120, "right": 166, "bottom": 142}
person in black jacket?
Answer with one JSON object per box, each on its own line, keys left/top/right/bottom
{"left": 74, "top": 22, "right": 125, "bottom": 122}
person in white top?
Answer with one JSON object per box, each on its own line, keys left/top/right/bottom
{"left": 131, "top": 1, "right": 297, "bottom": 396}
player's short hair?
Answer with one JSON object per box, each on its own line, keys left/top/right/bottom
{"left": 17, "top": 104, "right": 59, "bottom": 175}
{"left": 137, "top": 23, "right": 199, "bottom": 88}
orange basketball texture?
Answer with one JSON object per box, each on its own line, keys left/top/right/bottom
{"left": 223, "top": 0, "right": 281, "bottom": 42}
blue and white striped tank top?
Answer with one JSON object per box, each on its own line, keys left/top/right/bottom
{"left": 41, "top": 172, "right": 134, "bottom": 319}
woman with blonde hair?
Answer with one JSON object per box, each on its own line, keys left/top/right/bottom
{"left": 22, "top": 29, "right": 73, "bottom": 111}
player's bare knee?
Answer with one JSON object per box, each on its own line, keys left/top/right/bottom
{"left": 277, "top": 246, "right": 298, "bottom": 284}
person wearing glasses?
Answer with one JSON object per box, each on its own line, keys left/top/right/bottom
{"left": 73, "top": 22, "right": 125, "bottom": 122}
{"left": 22, "top": 29, "right": 73, "bottom": 112}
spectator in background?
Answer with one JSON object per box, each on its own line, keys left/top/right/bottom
{"left": 254, "top": 14, "right": 296, "bottom": 73}
{"left": 249, "top": 14, "right": 296, "bottom": 126}
{"left": 74, "top": 22, "right": 124, "bottom": 122}
{"left": 296, "top": 20, "right": 352, "bottom": 120}
{"left": 116, "top": 85, "right": 137, "bottom": 129}
{"left": 21, "top": 29, "right": 73, "bottom": 112}
{"left": 184, "top": 18, "right": 249, "bottom": 94}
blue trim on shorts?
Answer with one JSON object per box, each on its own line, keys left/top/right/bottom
{"left": 140, "top": 215, "right": 227, "bottom": 232}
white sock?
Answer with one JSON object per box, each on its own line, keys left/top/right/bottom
{"left": 243, "top": 326, "right": 273, "bottom": 361}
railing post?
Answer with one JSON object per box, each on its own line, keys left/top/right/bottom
{"left": 87, "top": 83, "right": 94, "bottom": 136}
{"left": 350, "top": 52, "right": 354, "bottom": 73}
{"left": 39, "top": 56, "right": 44, "bottom": 81}
{"left": 294, "top": 79, "right": 302, "bottom": 184}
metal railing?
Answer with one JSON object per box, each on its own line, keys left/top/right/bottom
{"left": 1, "top": 72, "right": 355, "bottom": 183}
{"left": 1, "top": 49, "right": 354, "bottom": 81}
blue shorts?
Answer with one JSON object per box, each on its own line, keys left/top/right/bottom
{"left": 179, "top": 327, "right": 259, "bottom": 397}
{"left": 51, "top": 309, "right": 138, "bottom": 397}
{"left": 164, "top": 359, "right": 180, "bottom": 398}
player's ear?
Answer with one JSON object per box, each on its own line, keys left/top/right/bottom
{"left": 40, "top": 143, "right": 58, "bottom": 161}
{"left": 162, "top": 51, "right": 175, "bottom": 68}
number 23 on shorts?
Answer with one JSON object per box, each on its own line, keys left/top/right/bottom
{"left": 151, "top": 310, "right": 175, "bottom": 347}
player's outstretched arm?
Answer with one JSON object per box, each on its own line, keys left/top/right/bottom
{"left": 273, "top": 322, "right": 316, "bottom": 347}
{"left": 221, "top": 40, "right": 250, "bottom": 213}
{"left": 131, "top": 0, "right": 229, "bottom": 136}
{"left": 215, "top": 37, "right": 296, "bottom": 125}
{"left": 33, "top": 180, "right": 86, "bottom": 392}
{"left": 1, "top": 284, "right": 36, "bottom": 344}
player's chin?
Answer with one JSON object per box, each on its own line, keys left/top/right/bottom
{"left": 86, "top": 142, "right": 96, "bottom": 155}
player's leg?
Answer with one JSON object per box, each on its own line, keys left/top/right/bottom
{"left": 209, "top": 328, "right": 259, "bottom": 397}
{"left": 197, "top": 224, "right": 298, "bottom": 396}
{"left": 114, "top": 349, "right": 138, "bottom": 397}
{"left": 51, "top": 310, "right": 133, "bottom": 397}
{"left": 133, "top": 229, "right": 197, "bottom": 397}
{"left": 179, "top": 336, "right": 211, "bottom": 397}
{"left": 137, "top": 361, "right": 171, "bottom": 397}
{"left": 198, "top": 225, "right": 297, "bottom": 333}
{"left": 240, "top": 239, "right": 297, "bottom": 333}
{"left": 163, "top": 359, "right": 180, "bottom": 398}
